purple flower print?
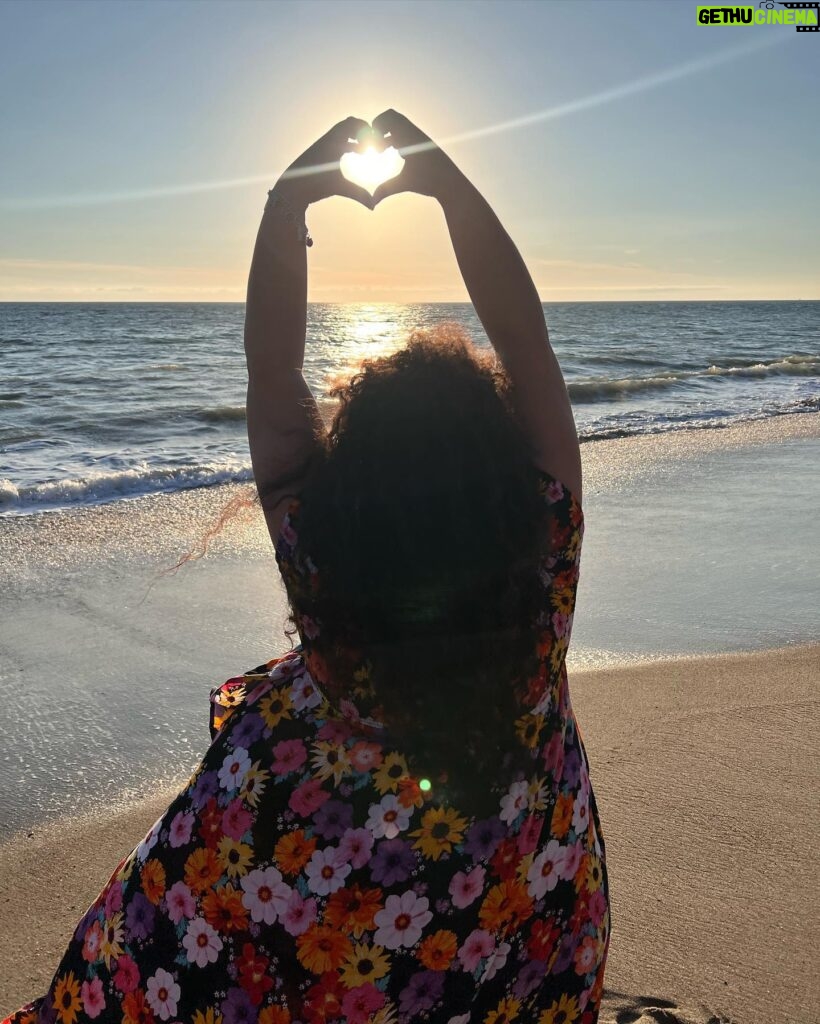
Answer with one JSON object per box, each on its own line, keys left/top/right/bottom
{"left": 125, "top": 892, "right": 155, "bottom": 941}
{"left": 369, "top": 837, "right": 416, "bottom": 886}
{"left": 231, "top": 712, "right": 265, "bottom": 749}
{"left": 398, "top": 969, "right": 445, "bottom": 1016}
{"left": 463, "top": 816, "right": 505, "bottom": 861}
{"left": 562, "top": 747, "right": 581, "bottom": 788}
{"left": 313, "top": 798, "right": 354, "bottom": 840}
{"left": 513, "top": 958, "right": 546, "bottom": 999}
{"left": 221, "top": 987, "right": 257, "bottom": 1024}
{"left": 190, "top": 769, "right": 219, "bottom": 809}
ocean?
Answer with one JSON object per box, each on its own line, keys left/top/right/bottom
{"left": 2, "top": 301, "right": 818, "bottom": 516}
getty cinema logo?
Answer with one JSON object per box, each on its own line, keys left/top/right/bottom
{"left": 697, "top": 2, "right": 819, "bottom": 30}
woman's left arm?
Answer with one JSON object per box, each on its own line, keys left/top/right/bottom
{"left": 244, "top": 117, "right": 373, "bottom": 546}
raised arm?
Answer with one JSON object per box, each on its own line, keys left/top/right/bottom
{"left": 244, "top": 117, "right": 372, "bottom": 546}
{"left": 372, "top": 110, "right": 582, "bottom": 503}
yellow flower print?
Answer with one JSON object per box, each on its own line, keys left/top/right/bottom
{"left": 549, "top": 638, "right": 569, "bottom": 676}
{"left": 514, "top": 712, "right": 544, "bottom": 751}
{"left": 99, "top": 911, "right": 124, "bottom": 969}
{"left": 217, "top": 836, "right": 254, "bottom": 878}
{"left": 585, "top": 853, "right": 604, "bottom": 893}
{"left": 309, "top": 739, "right": 352, "bottom": 785}
{"left": 408, "top": 806, "right": 469, "bottom": 861}
{"left": 240, "top": 762, "right": 269, "bottom": 808}
{"left": 539, "top": 993, "right": 580, "bottom": 1024}
{"left": 368, "top": 998, "right": 399, "bottom": 1024}
{"left": 192, "top": 1010, "right": 223, "bottom": 1024}
{"left": 338, "top": 941, "right": 391, "bottom": 989}
{"left": 52, "top": 971, "right": 82, "bottom": 1024}
{"left": 483, "top": 995, "right": 522, "bottom": 1024}
{"left": 527, "top": 774, "right": 549, "bottom": 812}
{"left": 372, "top": 751, "right": 410, "bottom": 796}
{"left": 259, "top": 686, "right": 293, "bottom": 729}
{"left": 550, "top": 588, "right": 574, "bottom": 616}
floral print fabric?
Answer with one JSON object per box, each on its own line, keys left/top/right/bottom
{"left": 4, "top": 469, "right": 609, "bottom": 1024}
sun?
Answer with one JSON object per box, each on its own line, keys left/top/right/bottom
{"left": 340, "top": 146, "right": 405, "bottom": 195}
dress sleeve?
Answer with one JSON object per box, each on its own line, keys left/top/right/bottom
{"left": 535, "top": 469, "right": 585, "bottom": 677}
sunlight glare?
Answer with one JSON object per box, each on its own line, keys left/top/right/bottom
{"left": 339, "top": 146, "right": 405, "bottom": 195}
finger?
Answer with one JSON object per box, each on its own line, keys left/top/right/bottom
{"left": 372, "top": 109, "right": 417, "bottom": 148}
{"left": 329, "top": 116, "right": 374, "bottom": 153}
{"left": 371, "top": 177, "right": 407, "bottom": 207}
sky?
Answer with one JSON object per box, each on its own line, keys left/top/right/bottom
{"left": 0, "top": 0, "right": 818, "bottom": 303}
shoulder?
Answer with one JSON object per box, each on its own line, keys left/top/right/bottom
{"left": 209, "top": 649, "right": 310, "bottom": 740}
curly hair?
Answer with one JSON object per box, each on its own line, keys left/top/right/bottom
{"left": 175, "top": 322, "right": 555, "bottom": 820}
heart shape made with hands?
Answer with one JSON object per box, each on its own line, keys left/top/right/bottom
{"left": 340, "top": 145, "right": 405, "bottom": 195}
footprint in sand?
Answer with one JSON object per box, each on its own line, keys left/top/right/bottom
{"left": 600, "top": 991, "right": 733, "bottom": 1024}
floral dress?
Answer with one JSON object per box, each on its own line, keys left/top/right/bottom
{"left": 3, "top": 469, "right": 609, "bottom": 1024}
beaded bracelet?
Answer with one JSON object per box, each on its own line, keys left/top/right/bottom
{"left": 265, "top": 188, "right": 313, "bottom": 247}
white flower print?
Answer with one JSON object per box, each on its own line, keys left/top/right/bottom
{"left": 365, "top": 794, "right": 412, "bottom": 840}
{"left": 305, "top": 846, "right": 352, "bottom": 896}
{"left": 146, "top": 968, "right": 180, "bottom": 1020}
{"left": 241, "top": 866, "right": 291, "bottom": 924}
{"left": 373, "top": 890, "right": 433, "bottom": 950}
{"left": 527, "top": 840, "right": 568, "bottom": 899}
{"left": 480, "top": 939, "right": 512, "bottom": 982}
{"left": 182, "top": 917, "right": 223, "bottom": 968}
{"left": 499, "top": 779, "right": 530, "bottom": 824}
{"left": 218, "top": 747, "right": 252, "bottom": 791}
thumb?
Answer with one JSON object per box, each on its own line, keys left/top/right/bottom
{"left": 334, "top": 175, "right": 375, "bottom": 210}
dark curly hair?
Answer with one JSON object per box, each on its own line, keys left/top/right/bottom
{"left": 171, "top": 322, "right": 555, "bottom": 820}
{"left": 285, "top": 323, "right": 552, "bottom": 819}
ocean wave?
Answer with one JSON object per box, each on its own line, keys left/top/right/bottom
{"left": 196, "top": 405, "right": 247, "bottom": 423}
{"left": 0, "top": 460, "right": 254, "bottom": 514}
{"left": 569, "top": 353, "right": 820, "bottom": 403}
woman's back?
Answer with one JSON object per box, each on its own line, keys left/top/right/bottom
{"left": 5, "top": 469, "right": 607, "bottom": 1024}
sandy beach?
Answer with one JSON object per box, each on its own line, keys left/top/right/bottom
{"left": 2, "top": 644, "right": 818, "bottom": 1022}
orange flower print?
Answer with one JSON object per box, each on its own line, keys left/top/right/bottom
{"left": 551, "top": 793, "right": 574, "bottom": 839}
{"left": 479, "top": 878, "right": 534, "bottom": 938}
{"left": 202, "top": 883, "right": 250, "bottom": 933}
{"left": 184, "top": 847, "right": 223, "bottom": 893}
{"left": 140, "top": 859, "right": 166, "bottom": 905}
{"left": 122, "top": 990, "right": 154, "bottom": 1024}
{"left": 259, "top": 1007, "right": 291, "bottom": 1024}
{"left": 324, "top": 883, "right": 381, "bottom": 939}
{"left": 417, "top": 929, "right": 458, "bottom": 971}
{"left": 275, "top": 828, "right": 317, "bottom": 876}
{"left": 296, "top": 922, "right": 354, "bottom": 975}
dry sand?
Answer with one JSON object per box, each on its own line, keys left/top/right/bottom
{"left": 2, "top": 644, "right": 817, "bottom": 1022}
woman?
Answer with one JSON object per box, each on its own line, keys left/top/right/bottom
{"left": 3, "top": 112, "right": 609, "bottom": 1024}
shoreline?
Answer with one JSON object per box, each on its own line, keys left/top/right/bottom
{"left": 2, "top": 642, "right": 818, "bottom": 1022}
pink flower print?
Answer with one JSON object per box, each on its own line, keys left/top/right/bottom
{"left": 542, "top": 731, "right": 565, "bottom": 779}
{"left": 290, "top": 777, "right": 330, "bottom": 818}
{"left": 113, "top": 954, "right": 140, "bottom": 993}
{"left": 546, "top": 479, "right": 564, "bottom": 503}
{"left": 457, "top": 928, "right": 495, "bottom": 972}
{"left": 317, "top": 718, "right": 351, "bottom": 745}
{"left": 559, "top": 840, "right": 584, "bottom": 882}
{"left": 588, "top": 888, "right": 607, "bottom": 927}
{"left": 373, "top": 890, "right": 433, "bottom": 950}
{"left": 517, "top": 814, "right": 543, "bottom": 856}
{"left": 168, "top": 810, "right": 195, "bottom": 849}
{"left": 305, "top": 846, "right": 352, "bottom": 896}
{"left": 281, "top": 888, "right": 317, "bottom": 937}
{"left": 80, "top": 978, "right": 105, "bottom": 1019}
{"left": 272, "top": 738, "right": 308, "bottom": 776}
{"left": 574, "top": 935, "right": 601, "bottom": 976}
{"left": 240, "top": 865, "right": 291, "bottom": 925}
{"left": 527, "top": 840, "right": 568, "bottom": 899}
{"left": 166, "top": 881, "right": 196, "bottom": 924}
{"left": 449, "top": 865, "right": 486, "bottom": 909}
{"left": 300, "top": 613, "right": 320, "bottom": 640}
{"left": 338, "top": 827, "right": 374, "bottom": 870}
{"left": 551, "top": 610, "right": 569, "bottom": 639}
{"left": 222, "top": 797, "right": 253, "bottom": 841}
{"left": 104, "top": 880, "right": 123, "bottom": 919}
{"left": 341, "top": 983, "right": 386, "bottom": 1024}
{"left": 281, "top": 518, "right": 298, "bottom": 547}
{"left": 349, "top": 740, "right": 384, "bottom": 773}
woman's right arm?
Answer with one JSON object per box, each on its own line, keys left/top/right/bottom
{"left": 371, "top": 110, "right": 582, "bottom": 503}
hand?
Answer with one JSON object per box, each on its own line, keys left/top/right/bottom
{"left": 369, "top": 109, "right": 462, "bottom": 207}
{"left": 277, "top": 117, "right": 375, "bottom": 210}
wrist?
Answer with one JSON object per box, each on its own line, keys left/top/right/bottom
{"left": 431, "top": 157, "right": 468, "bottom": 208}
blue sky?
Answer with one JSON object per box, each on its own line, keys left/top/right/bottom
{"left": 0, "top": 0, "right": 817, "bottom": 301}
